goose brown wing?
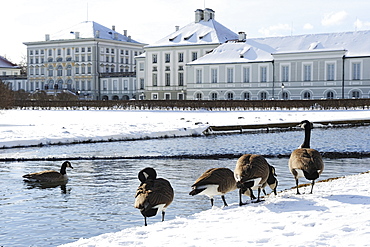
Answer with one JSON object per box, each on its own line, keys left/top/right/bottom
{"left": 237, "top": 155, "right": 269, "bottom": 184}
{"left": 290, "top": 149, "right": 323, "bottom": 171}
{"left": 135, "top": 178, "right": 174, "bottom": 209}
{"left": 192, "top": 168, "right": 235, "bottom": 193}
{"left": 23, "top": 170, "right": 62, "bottom": 180}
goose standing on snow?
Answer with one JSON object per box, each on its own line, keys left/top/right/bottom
{"left": 23, "top": 161, "right": 73, "bottom": 182}
{"left": 289, "top": 120, "right": 324, "bottom": 194}
{"left": 189, "top": 168, "right": 237, "bottom": 207}
{"left": 134, "top": 167, "right": 174, "bottom": 226}
{"left": 234, "top": 154, "right": 270, "bottom": 205}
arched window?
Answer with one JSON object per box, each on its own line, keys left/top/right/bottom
{"left": 260, "top": 92, "right": 267, "bottom": 100}
{"left": 351, "top": 90, "right": 360, "bottom": 98}
{"left": 243, "top": 92, "right": 250, "bottom": 100}
{"left": 303, "top": 91, "right": 311, "bottom": 99}
{"left": 227, "top": 92, "right": 234, "bottom": 100}
{"left": 211, "top": 92, "right": 218, "bottom": 100}
{"left": 48, "top": 79, "right": 54, "bottom": 89}
{"left": 282, "top": 92, "right": 289, "bottom": 100}
{"left": 195, "top": 93, "right": 202, "bottom": 100}
{"left": 57, "top": 65, "right": 63, "bottom": 76}
{"left": 48, "top": 66, "right": 53, "bottom": 76}
{"left": 66, "top": 65, "right": 72, "bottom": 76}
{"left": 66, "top": 79, "right": 73, "bottom": 90}
{"left": 326, "top": 91, "right": 334, "bottom": 99}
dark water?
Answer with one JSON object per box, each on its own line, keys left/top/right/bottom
{"left": 1, "top": 126, "right": 369, "bottom": 247}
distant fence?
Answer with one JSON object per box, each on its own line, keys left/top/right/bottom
{"left": 9, "top": 98, "right": 370, "bottom": 110}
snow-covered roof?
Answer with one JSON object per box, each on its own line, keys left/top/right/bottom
{"left": 188, "top": 30, "right": 370, "bottom": 65}
{"left": 0, "top": 56, "right": 18, "bottom": 68}
{"left": 49, "top": 21, "right": 141, "bottom": 44}
{"left": 147, "top": 19, "right": 238, "bottom": 48}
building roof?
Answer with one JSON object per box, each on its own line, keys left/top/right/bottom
{"left": 0, "top": 56, "right": 18, "bottom": 68}
{"left": 147, "top": 18, "right": 238, "bottom": 48}
{"left": 188, "top": 30, "right": 370, "bottom": 65}
{"left": 48, "top": 21, "right": 141, "bottom": 44}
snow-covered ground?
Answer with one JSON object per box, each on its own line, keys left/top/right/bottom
{"left": 1, "top": 108, "right": 369, "bottom": 246}
{"left": 60, "top": 171, "right": 370, "bottom": 247}
{"left": 1, "top": 109, "right": 369, "bottom": 148}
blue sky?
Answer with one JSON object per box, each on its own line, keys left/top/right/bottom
{"left": 2, "top": 0, "right": 370, "bottom": 64}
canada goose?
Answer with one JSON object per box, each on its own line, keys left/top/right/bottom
{"left": 263, "top": 165, "right": 278, "bottom": 196}
{"left": 22, "top": 161, "right": 73, "bottom": 182}
{"left": 289, "top": 120, "right": 324, "bottom": 194}
{"left": 189, "top": 168, "right": 237, "bottom": 207}
{"left": 134, "top": 167, "right": 174, "bottom": 226}
{"left": 234, "top": 154, "right": 270, "bottom": 205}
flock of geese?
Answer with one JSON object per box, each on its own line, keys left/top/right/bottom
{"left": 22, "top": 120, "right": 324, "bottom": 227}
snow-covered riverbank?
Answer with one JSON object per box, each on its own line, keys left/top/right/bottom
{"left": 60, "top": 171, "right": 370, "bottom": 247}
{"left": 1, "top": 109, "right": 369, "bottom": 148}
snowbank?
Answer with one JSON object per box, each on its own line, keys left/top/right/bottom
{"left": 1, "top": 109, "right": 369, "bottom": 148}
{"left": 60, "top": 171, "right": 370, "bottom": 247}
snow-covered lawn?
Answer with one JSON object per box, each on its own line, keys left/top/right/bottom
{"left": 60, "top": 171, "right": 370, "bottom": 247}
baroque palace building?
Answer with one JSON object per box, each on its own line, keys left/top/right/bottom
{"left": 138, "top": 8, "right": 370, "bottom": 100}
{"left": 23, "top": 21, "right": 145, "bottom": 100}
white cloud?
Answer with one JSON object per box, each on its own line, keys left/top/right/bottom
{"left": 321, "top": 11, "right": 348, "bottom": 26}
{"left": 303, "top": 23, "right": 314, "bottom": 30}
{"left": 354, "top": 18, "right": 370, "bottom": 30}
{"left": 258, "top": 23, "right": 292, "bottom": 37}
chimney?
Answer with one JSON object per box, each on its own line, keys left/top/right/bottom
{"left": 45, "top": 34, "right": 50, "bottom": 41}
{"left": 75, "top": 32, "right": 80, "bottom": 39}
{"left": 203, "top": 8, "right": 215, "bottom": 21}
{"left": 112, "top": 25, "right": 115, "bottom": 31}
{"left": 124, "top": 30, "right": 127, "bottom": 36}
{"left": 114, "top": 33, "right": 118, "bottom": 40}
{"left": 128, "top": 35, "right": 131, "bottom": 42}
{"left": 175, "top": 26, "right": 179, "bottom": 31}
{"left": 95, "top": 30, "right": 100, "bottom": 38}
{"left": 195, "top": 9, "right": 204, "bottom": 23}
{"left": 238, "top": 32, "right": 246, "bottom": 42}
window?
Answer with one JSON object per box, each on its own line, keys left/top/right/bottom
{"left": 111, "top": 57, "right": 114, "bottom": 63}
{"left": 303, "top": 91, "right": 311, "bottom": 99}
{"left": 178, "top": 72, "right": 184, "bottom": 86}
{"left": 227, "top": 68, "right": 234, "bottom": 83}
{"left": 81, "top": 66, "right": 86, "bottom": 74}
{"left": 196, "top": 69, "right": 202, "bottom": 84}
{"left": 165, "top": 93, "right": 171, "bottom": 100}
{"left": 165, "top": 73, "right": 170, "bottom": 86}
{"left": 87, "top": 81, "right": 91, "bottom": 91}
{"left": 327, "top": 63, "right": 335, "bottom": 81}
{"left": 326, "top": 91, "right": 334, "bottom": 99}
{"left": 227, "top": 92, "right": 234, "bottom": 100}
{"left": 165, "top": 53, "right": 170, "bottom": 63}
{"left": 103, "top": 80, "right": 108, "bottom": 90}
{"left": 282, "top": 65, "right": 289, "bottom": 82}
{"left": 76, "top": 67, "right": 79, "bottom": 74}
{"left": 48, "top": 49, "right": 52, "bottom": 56}
{"left": 64, "top": 65, "right": 70, "bottom": 76}
{"left": 48, "top": 66, "right": 53, "bottom": 76}
{"left": 352, "top": 63, "right": 361, "bottom": 80}
{"left": 282, "top": 92, "right": 289, "bottom": 100}
{"left": 152, "top": 74, "right": 158, "bottom": 86}
{"left": 243, "top": 92, "right": 250, "bottom": 100}
{"left": 211, "top": 68, "right": 218, "bottom": 83}
{"left": 106, "top": 48, "right": 109, "bottom": 53}
{"left": 178, "top": 53, "right": 184, "bottom": 62}
{"left": 81, "top": 55, "right": 85, "bottom": 62}
{"left": 304, "top": 64, "right": 312, "bottom": 81}
{"left": 57, "top": 49, "right": 61, "bottom": 56}
{"left": 124, "top": 80, "right": 128, "bottom": 90}
{"left": 113, "top": 80, "right": 118, "bottom": 91}
{"left": 195, "top": 93, "right": 202, "bottom": 100}
{"left": 87, "top": 47, "right": 91, "bottom": 52}
{"left": 192, "top": 52, "right": 198, "bottom": 61}
{"left": 76, "top": 48, "right": 79, "bottom": 53}
{"left": 152, "top": 54, "right": 157, "bottom": 63}
{"left": 75, "top": 56, "right": 79, "bottom": 62}
{"left": 243, "top": 67, "right": 250, "bottom": 83}
{"left": 260, "top": 92, "right": 267, "bottom": 100}
{"left": 351, "top": 90, "right": 360, "bottom": 98}
{"left": 140, "top": 78, "right": 144, "bottom": 89}
{"left": 260, "top": 66, "right": 267, "bottom": 82}
{"left": 139, "top": 63, "right": 144, "bottom": 71}
{"left": 211, "top": 93, "right": 218, "bottom": 100}
{"left": 81, "top": 47, "right": 85, "bottom": 52}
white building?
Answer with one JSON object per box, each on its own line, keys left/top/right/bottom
{"left": 136, "top": 8, "right": 238, "bottom": 100}
{"left": 0, "top": 56, "right": 26, "bottom": 90}
{"left": 187, "top": 31, "right": 370, "bottom": 100}
{"left": 24, "top": 21, "right": 145, "bottom": 100}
